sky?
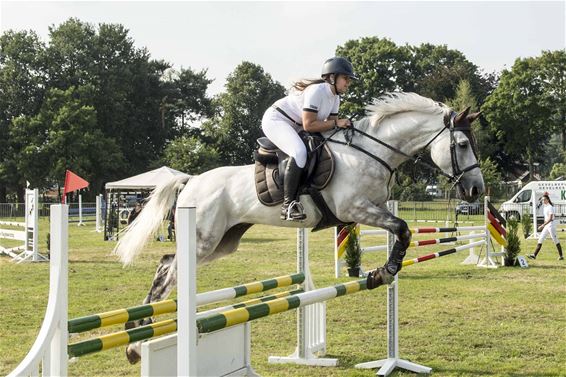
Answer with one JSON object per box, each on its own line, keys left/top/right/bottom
{"left": 1, "top": 1, "right": 565, "bottom": 95}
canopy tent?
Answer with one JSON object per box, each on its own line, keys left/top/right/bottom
{"left": 104, "top": 166, "right": 190, "bottom": 241}
{"left": 105, "top": 166, "right": 190, "bottom": 190}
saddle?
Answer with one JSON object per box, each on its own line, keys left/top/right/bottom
{"left": 253, "top": 133, "right": 344, "bottom": 231}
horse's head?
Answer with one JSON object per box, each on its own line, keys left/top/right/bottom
{"left": 429, "top": 107, "right": 485, "bottom": 202}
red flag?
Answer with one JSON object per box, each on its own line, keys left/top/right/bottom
{"left": 63, "top": 170, "right": 89, "bottom": 203}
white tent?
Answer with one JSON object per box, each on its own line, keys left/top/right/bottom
{"left": 103, "top": 166, "right": 190, "bottom": 241}
{"left": 105, "top": 166, "right": 190, "bottom": 190}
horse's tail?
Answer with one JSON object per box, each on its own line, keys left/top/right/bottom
{"left": 113, "top": 174, "right": 192, "bottom": 266}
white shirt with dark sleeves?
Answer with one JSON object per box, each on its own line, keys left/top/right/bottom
{"left": 273, "top": 83, "right": 339, "bottom": 132}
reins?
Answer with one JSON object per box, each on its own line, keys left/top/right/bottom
{"left": 318, "top": 111, "right": 480, "bottom": 195}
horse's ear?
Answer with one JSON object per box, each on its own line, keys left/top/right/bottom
{"left": 467, "top": 111, "right": 481, "bottom": 123}
{"left": 455, "top": 106, "right": 471, "bottom": 123}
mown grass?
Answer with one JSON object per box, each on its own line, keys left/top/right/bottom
{"left": 1, "top": 217, "right": 565, "bottom": 377}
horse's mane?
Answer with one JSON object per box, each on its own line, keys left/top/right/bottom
{"left": 365, "top": 92, "right": 450, "bottom": 125}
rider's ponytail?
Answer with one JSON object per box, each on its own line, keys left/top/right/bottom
{"left": 292, "top": 78, "right": 327, "bottom": 91}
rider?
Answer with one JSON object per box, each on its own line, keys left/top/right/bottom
{"left": 261, "top": 57, "right": 356, "bottom": 221}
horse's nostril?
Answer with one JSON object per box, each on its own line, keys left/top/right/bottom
{"left": 471, "top": 186, "right": 478, "bottom": 197}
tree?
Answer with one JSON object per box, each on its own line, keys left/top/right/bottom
{"left": 407, "top": 43, "right": 488, "bottom": 102}
{"left": 161, "top": 136, "right": 221, "bottom": 175}
{"left": 45, "top": 19, "right": 171, "bottom": 178}
{"left": 446, "top": 80, "right": 478, "bottom": 112}
{"left": 335, "top": 37, "right": 413, "bottom": 116}
{"left": 549, "top": 162, "right": 566, "bottom": 180}
{"left": 0, "top": 30, "right": 47, "bottom": 201}
{"left": 0, "top": 18, "right": 215, "bottom": 198}
{"left": 483, "top": 56, "right": 554, "bottom": 178}
{"left": 445, "top": 80, "right": 499, "bottom": 176}
{"left": 10, "top": 85, "right": 124, "bottom": 194}
{"left": 538, "top": 50, "right": 566, "bottom": 151}
{"left": 204, "top": 62, "right": 285, "bottom": 165}
{"left": 479, "top": 157, "right": 503, "bottom": 197}
{"left": 335, "top": 38, "right": 493, "bottom": 118}
{"left": 160, "top": 67, "right": 215, "bottom": 138}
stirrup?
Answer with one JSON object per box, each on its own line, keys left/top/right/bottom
{"left": 285, "top": 200, "right": 306, "bottom": 221}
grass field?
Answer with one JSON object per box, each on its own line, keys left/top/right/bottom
{"left": 1, "top": 216, "right": 565, "bottom": 376}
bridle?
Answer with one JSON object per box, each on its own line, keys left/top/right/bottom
{"left": 323, "top": 111, "right": 480, "bottom": 194}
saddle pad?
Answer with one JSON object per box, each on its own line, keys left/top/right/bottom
{"left": 255, "top": 161, "right": 283, "bottom": 206}
{"left": 254, "top": 144, "right": 334, "bottom": 206}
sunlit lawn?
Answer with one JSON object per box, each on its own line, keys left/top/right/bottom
{"left": 1, "top": 215, "right": 565, "bottom": 376}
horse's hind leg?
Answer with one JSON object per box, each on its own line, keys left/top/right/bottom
{"left": 125, "top": 253, "right": 177, "bottom": 364}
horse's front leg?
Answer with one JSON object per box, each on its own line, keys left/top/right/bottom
{"left": 350, "top": 202, "right": 411, "bottom": 289}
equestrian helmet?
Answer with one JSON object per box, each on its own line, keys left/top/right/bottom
{"left": 321, "top": 57, "right": 358, "bottom": 79}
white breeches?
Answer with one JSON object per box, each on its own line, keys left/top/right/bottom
{"left": 261, "top": 108, "right": 307, "bottom": 168}
{"left": 538, "top": 222, "right": 558, "bottom": 244}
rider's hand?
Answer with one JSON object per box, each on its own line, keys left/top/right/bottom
{"left": 335, "top": 118, "right": 352, "bottom": 128}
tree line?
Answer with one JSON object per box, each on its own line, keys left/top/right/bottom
{"left": 1, "top": 18, "right": 564, "bottom": 201}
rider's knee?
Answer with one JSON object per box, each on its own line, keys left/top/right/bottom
{"left": 294, "top": 149, "right": 307, "bottom": 168}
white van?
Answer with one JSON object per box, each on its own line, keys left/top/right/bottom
{"left": 499, "top": 181, "right": 566, "bottom": 221}
{"left": 425, "top": 185, "right": 443, "bottom": 198}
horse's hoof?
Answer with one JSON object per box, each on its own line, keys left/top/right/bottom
{"left": 366, "top": 267, "right": 394, "bottom": 290}
{"left": 126, "top": 345, "right": 141, "bottom": 364}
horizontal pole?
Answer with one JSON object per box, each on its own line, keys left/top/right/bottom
{"left": 67, "top": 289, "right": 303, "bottom": 358}
{"left": 402, "top": 240, "right": 486, "bottom": 267}
{"left": 68, "top": 319, "right": 177, "bottom": 358}
{"left": 410, "top": 233, "right": 486, "bottom": 247}
{"left": 196, "top": 272, "right": 304, "bottom": 306}
{"left": 0, "top": 221, "right": 25, "bottom": 227}
{"left": 68, "top": 300, "right": 177, "bottom": 334}
{"left": 361, "top": 245, "right": 388, "bottom": 253}
{"left": 69, "top": 272, "right": 304, "bottom": 333}
{"left": 360, "top": 229, "right": 387, "bottom": 235}
{"left": 196, "top": 280, "right": 367, "bottom": 334}
{"left": 411, "top": 226, "right": 485, "bottom": 234}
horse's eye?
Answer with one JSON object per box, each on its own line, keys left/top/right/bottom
{"left": 458, "top": 141, "right": 468, "bottom": 149}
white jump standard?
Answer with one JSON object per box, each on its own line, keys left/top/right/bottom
{"left": 0, "top": 188, "right": 46, "bottom": 262}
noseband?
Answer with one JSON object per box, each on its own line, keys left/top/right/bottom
{"left": 325, "top": 110, "right": 480, "bottom": 193}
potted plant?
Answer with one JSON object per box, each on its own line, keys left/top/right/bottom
{"left": 344, "top": 224, "right": 362, "bottom": 277}
{"left": 505, "top": 218, "right": 521, "bottom": 266}
{"left": 521, "top": 213, "right": 532, "bottom": 239}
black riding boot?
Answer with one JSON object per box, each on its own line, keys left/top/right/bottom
{"left": 528, "top": 244, "right": 542, "bottom": 259}
{"left": 280, "top": 158, "right": 306, "bottom": 221}
{"left": 556, "top": 243, "right": 564, "bottom": 260}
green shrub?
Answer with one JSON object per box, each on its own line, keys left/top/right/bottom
{"left": 521, "top": 213, "right": 532, "bottom": 239}
{"left": 344, "top": 224, "right": 361, "bottom": 269}
{"left": 505, "top": 218, "right": 521, "bottom": 266}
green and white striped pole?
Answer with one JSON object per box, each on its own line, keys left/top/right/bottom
{"left": 196, "top": 279, "right": 368, "bottom": 334}
{"left": 67, "top": 289, "right": 303, "bottom": 358}
{"left": 68, "top": 272, "right": 304, "bottom": 334}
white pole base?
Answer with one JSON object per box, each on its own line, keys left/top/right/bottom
{"left": 477, "top": 256, "right": 501, "bottom": 268}
{"left": 355, "top": 358, "right": 432, "bottom": 376}
{"left": 14, "top": 250, "right": 49, "bottom": 264}
{"left": 461, "top": 252, "right": 479, "bottom": 265}
{"left": 268, "top": 354, "right": 338, "bottom": 367}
